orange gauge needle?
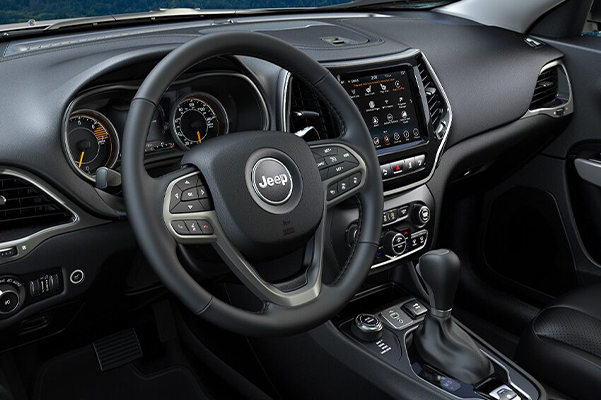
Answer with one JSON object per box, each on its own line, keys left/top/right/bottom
{"left": 196, "top": 131, "right": 202, "bottom": 144}
{"left": 78, "top": 151, "right": 85, "bottom": 168}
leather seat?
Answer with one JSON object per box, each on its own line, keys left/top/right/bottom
{"left": 516, "top": 283, "right": 601, "bottom": 400}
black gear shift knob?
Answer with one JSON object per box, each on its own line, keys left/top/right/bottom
{"left": 418, "top": 249, "right": 461, "bottom": 311}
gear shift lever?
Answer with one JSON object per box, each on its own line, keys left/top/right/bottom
{"left": 413, "top": 249, "right": 494, "bottom": 384}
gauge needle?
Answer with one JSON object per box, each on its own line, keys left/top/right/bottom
{"left": 196, "top": 131, "right": 202, "bottom": 144}
{"left": 78, "top": 151, "right": 85, "bottom": 168}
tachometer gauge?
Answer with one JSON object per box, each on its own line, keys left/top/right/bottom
{"left": 65, "top": 110, "right": 119, "bottom": 181}
{"left": 171, "top": 93, "right": 228, "bottom": 149}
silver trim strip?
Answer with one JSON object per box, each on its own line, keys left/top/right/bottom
{"left": 370, "top": 229, "right": 428, "bottom": 270}
{"left": 521, "top": 59, "right": 573, "bottom": 120}
{"left": 280, "top": 49, "right": 452, "bottom": 197}
{"left": 0, "top": 167, "right": 106, "bottom": 265}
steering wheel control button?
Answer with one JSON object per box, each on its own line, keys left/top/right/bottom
{"left": 182, "top": 188, "right": 200, "bottom": 201}
{"left": 325, "top": 154, "right": 342, "bottom": 166}
{"left": 340, "top": 150, "right": 358, "bottom": 164}
{"left": 327, "top": 184, "right": 338, "bottom": 200}
{"left": 176, "top": 175, "right": 201, "bottom": 191}
{"left": 69, "top": 269, "right": 85, "bottom": 285}
{"left": 197, "top": 186, "right": 208, "bottom": 199}
{"left": 337, "top": 178, "right": 349, "bottom": 194}
{"left": 312, "top": 146, "right": 338, "bottom": 157}
{"left": 327, "top": 161, "right": 355, "bottom": 179}
{"left": 197, "top": 220, "right": 214, "bottom": 235}
{"left": 172, "top": 200, "right": 203, "bottom": 214}
{"left": 380, "top": 307, "right": 413, "bottom": 330}
{"left": 251, "top": 158, "right": 293, "bottom": 205}
{"left": 351, "top": 313, "right": 383, "bottom": 342}
{"left": 402, "top": 299, "right": 428, "bottom": 318}
{"left": 169, "top": 190, "right": 182, "bottom": 210}
{"left": 315, "top": 157, "right": 327, "bottom": 169}
{"left": 184, "top": 220, "right": 202, "bottom": 234}
{"left": 348, "top": 172, "right": 362, "bottom": 188}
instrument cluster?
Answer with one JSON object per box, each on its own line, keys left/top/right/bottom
{"left": 63, "top": 72, "right": 268, "bottom": 182}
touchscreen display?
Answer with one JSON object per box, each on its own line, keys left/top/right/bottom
{"left": 340, "top": 70, "right": 422, "bottom": 151}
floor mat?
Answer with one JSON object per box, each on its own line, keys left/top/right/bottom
{"left": 35, "top": 346, "right": 208, "bottom": 400}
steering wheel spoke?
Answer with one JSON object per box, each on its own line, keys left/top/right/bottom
{"left": 161, "top": 169, "right": 218, "bottom": 245}
{"left": 310, "top": 141, "right": 367, "bottom": 208}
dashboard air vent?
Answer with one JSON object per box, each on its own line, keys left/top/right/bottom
{"left": 0, "top": 174, "right": 73, "bottom": 236}
{"left": 417, "top": 56, "right": 443, "bottom": 130}
{"left": 530, "top": 66, "right": 559, "bottom": 110}
{"left": 288, "top": 77, "right": 340, "bottom": 140}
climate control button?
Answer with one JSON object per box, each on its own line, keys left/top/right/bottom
{"left": 382, "top": 231, "right": 407, "bottom": 256}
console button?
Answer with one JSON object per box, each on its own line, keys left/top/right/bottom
{"left": 197, "top": 220, "right": 214, "bottom": 235}
{"left": 402, "top": 299, "right": 428, "bottom": 318}
{"left": 404, "top": 157, "right": 415, "bottom": 172}
{"left": 171, "top": 220, "right": 189, "bottom": 235}
{"left": 0, "top": 291, "right": 19, "bottom": 314}
{"left": 415, "top": 154, "right": 426, "bottom": 168}
{"left": 184, "top": 220, "right": 202, "bottom": 235}
{"left": 313, "top": 146, "right": 338, "bottom": 157}
{"left": 351, "top": 313, "right": 383, "bottom": 342}
{"left": 69, "top": 269, "right": 85, "bottom": 285}
{"left": 489, "top": 385, "right": 518, "bottom": 400}
{"left": 380, "top": 163, "right": 392, "bottom": 179}
{"left": 391, "top": 160, "right": 404, "bottom": 175}
{"left": 380, "top": 307, "right": 413, "bottom": 330}
{"left": 172, "top": 200, "right": 203, "bottom": 214}
{"left": 327, "top": 184, "right": 338, "bottom": 200}
{"left": 348, "top": 172, "right": 362, "bottom": 188}
{"left": 176, "top": 175, "right": 201, "bottom": 191}
{"left": 398, "top": 205, "right": 409, "bottom": 219}
{"left": 383, "top": 209, "right": 398, "bottom": 224}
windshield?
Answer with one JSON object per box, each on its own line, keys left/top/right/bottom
{"left": 0, "top": 1, "right": 447, "bottom": 26}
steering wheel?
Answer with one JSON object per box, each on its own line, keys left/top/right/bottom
{"left": 122, "top": 32, "right": 383, "bottom": 337}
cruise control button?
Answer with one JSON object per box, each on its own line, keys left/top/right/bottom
{"left": 415, "top": 154, "right": 426, "bottom": 168}
{"left": 327, "top": 184, "right": 338, "bottom": 200}
{"left": 182, "top": 188, "right": 199, "bottom": 201}
{"left": 404, "top": 157, "right": 415, "bottom": 172}
{"left": 315, "top": 157, "right": 327, "bottom": 169}
{"left": 380, "top": 163, "right": 392, "bottom": 179}
{"left": 171, "top": 220, "right": 189, "bottom": 235}
{"left": 197, "top": 220, "right": 214, "bottom": 235}
{"left": 313, "top": 146, "right": 338, "bottom": 157}
{"left": 340, "top": 150, "right": 358, "bottom": 165}
{"left": 327, "top": 162, "right": 356, "bottom": 178}
{"left": 348, "top": 172, "right": 362, "bottom": 188}
{"left": 176, "top": 175, "right": 200, "bottom": 191}
{"left": 391, "top": 160, "right": 404, "bottom": 175}
{"left": 172, "top": 200, "right": 203, "bottom": 214}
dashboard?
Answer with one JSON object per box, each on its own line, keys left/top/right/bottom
{"left": 0, "top": 11, "right": 574, "bottom": 349}
{"left": 63, "top": 70, "right": 268, "bottom": 182}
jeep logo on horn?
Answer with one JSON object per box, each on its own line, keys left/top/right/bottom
{"left": 252, "top": 158, "right": 294, "bottom": 205}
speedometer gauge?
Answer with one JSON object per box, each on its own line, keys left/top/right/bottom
{"left": 65, "top": 110, "right": 119, "bottom": 181}
{"left": 171, "top": 93, "right": 228, "bottom": 149}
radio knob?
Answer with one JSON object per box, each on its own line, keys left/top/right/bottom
{"left": 383, "top": 231, "right": 407, "bottom": 257}
{"left": 413, "top": 204, "right": 431, "bottom": 227}
{"left": 0, "top": 282, "right": 22, "bottom": 315}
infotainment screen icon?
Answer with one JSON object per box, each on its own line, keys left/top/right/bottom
{"left": 340, "top": 69, "right": 424, "bottom": 154}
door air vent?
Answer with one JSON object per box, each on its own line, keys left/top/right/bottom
{"left": 417, "top": 56, "right": 443, "bottom": 130}
{"left": 0, "top": 174, "right": 74, "bottom": 238}
{"left": 530, "top": 66, "right": 559, "bottom": 110}
{"left": 288, "top": 77, "right": 340, "bottom": 140}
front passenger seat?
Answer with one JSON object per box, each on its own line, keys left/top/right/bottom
{"left": 517, "top": 283, "right": 601, "bottom": 400}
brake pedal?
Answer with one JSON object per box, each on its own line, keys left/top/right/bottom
{"left": 93, "top": 328, "right": 143, "bottom": 371}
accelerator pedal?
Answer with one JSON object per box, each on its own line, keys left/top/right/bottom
{"left": 93, "top": 328, "right": 143, "bottom": 372}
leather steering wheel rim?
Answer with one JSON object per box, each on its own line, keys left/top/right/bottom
{"left": 122, "top": 31, "right": 383, "bottom": 337}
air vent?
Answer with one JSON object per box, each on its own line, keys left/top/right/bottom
{"left": 530, "top": 66, "right": 559, "bottom": 110}
{"left": 288, "top": 77, "right": 340, "bottom": 140}
{"left": 0, "top": 174, "right": 73, "bottom": 238}
{"left": 417, "top": 56, "right": 443, "bottom": 130}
